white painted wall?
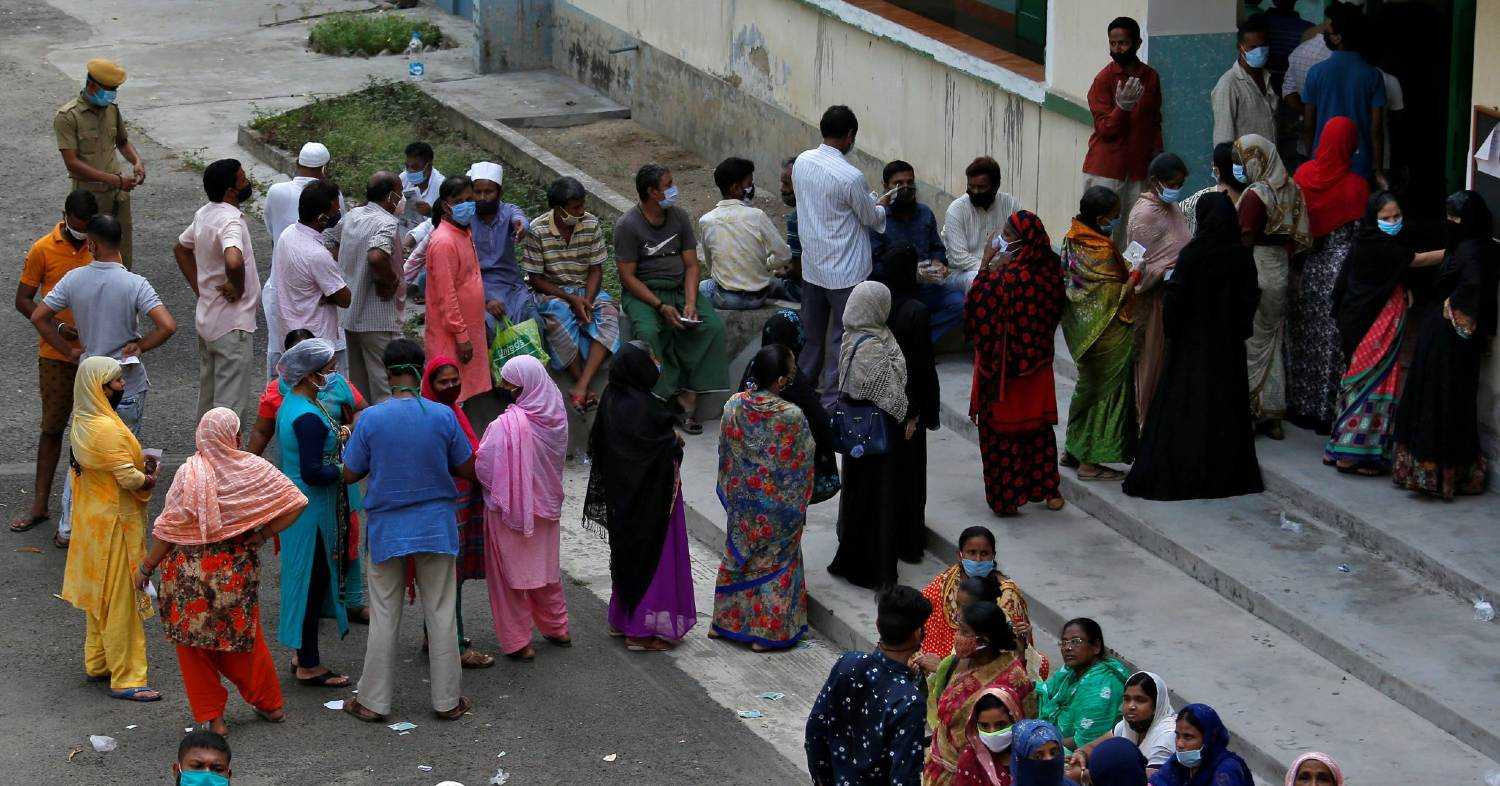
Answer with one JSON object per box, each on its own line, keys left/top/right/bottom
{"left": 1046, "top": 0, "right": 1149, "bottom": 102}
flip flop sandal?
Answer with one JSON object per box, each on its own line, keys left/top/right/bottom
{"left": 343, "top": 699, "right": 387, "bottom": 724}
{"left": 53, "top": 533, "right": 70, "bottom": 549}
{"left": 433, "top": 696, "right": 472, "bottom": 721}
{"left": 543, "top": 634, "right": 573, "bottom": 648}
{"left": 109, "top": 687, "right": 162, "bottom": 702}
{"left": 296, "top": 670, "right": 350, "bottom": 688}
{"left": 9, "top": 514, "right": 47, "bottom": 533}
{"left": 461, "top": 650, "right": 496, "bottom": 669}
{"left": 625, "top": 637, "right": 672, "bottom": 652}
{"left": 675, "top": 414, "right": 703, "bottom": 435}
{"left": 1077, "top": 468, "right": 1124, "bottom": 481}
{"left": 254, "top": 707, "right": 286, "bottom": 723}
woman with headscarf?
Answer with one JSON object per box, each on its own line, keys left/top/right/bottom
{"left": 1288, "top": 116, "right": 1371, "bottom": 433}
{"left": 1148, "top": 703, "right": 1253, "bottom": 786}
{"left": 60, "top": 356, "right": 162, "bottom": 702}
{"left": 874, "top": 244, "right": 941, "bottom": 527}
{"left": 477, "top": 355, "right": 571, "bottom": 661}
{"left": 423, "top": 174, "right": 493, "bottom": 408}
{"left": 739, "top": 309, "right": 840, "bottom": 504}
{"left": 711, "top": 345, "right": 814, "bottom": 652}
{"left": 825, "top": 281, "right": 919, "bottom": 590}
{"left": 1126, "top": 154, "right": 1192, "bottom": 429}
{"left": 1070, "top": 670, "right": 1176, "bottom": 776}
{"left": 1081, "top": 738, "right": 1148, "bottom": 786}
{"left": 1010, "top": 720, "right": 1081, "bottom": 786}
{"left": 1284, "top": 752, "right": 1343, "bottom": 786}
{"left": 952, "top": 686, "right": 1027, "bottom": 786}
{"left": 924, "top": 601, "right": 1033, "bottom": 786}
{"left": 583, "top": 341, "right": 695, "bottom": 652}
{"left": 1325, "top": 192, "right": 1446, "bottom": 475}
{"left": 1061, "top": 186, "right": 1136, "bottom": 481}
{"left": 273, "top": 338, "right": 353, "bottom": 688}
{"left": 965, "top": 211, "right": 1066, "bottom": 516}
{"left": 422, "top": 356, "right": 496, "bottom": 668}
{"left": 1123, "top": 193, "right": 1264, "bottom": 500}
{"left": 136, "top": 408, "right": 308, "bottom": 734}
{"left": 1392, "top": 190, "right": 1499, "bottom": 498}
{"left": 1233, "top": 133, "right": 1312, "bottom": 440}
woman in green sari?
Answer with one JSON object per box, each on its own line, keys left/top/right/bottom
{"left": 1037, "top": 617, "right": 1128, "bottom": 755}
{"left": 1061, "top": 186, "right": 1136, "bottom": 480}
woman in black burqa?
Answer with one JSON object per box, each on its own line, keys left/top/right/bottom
{"left": 1123, "top": 192, "right": 1264, "bottom": 500}
{"left": 582, "top": 341, "right": 696, "bottom": 651}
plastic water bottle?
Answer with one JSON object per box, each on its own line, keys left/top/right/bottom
{"left": 1476, "top": 598, "right": 1496, "bottom": 623}
{"left": 404, "top": 31, "right": 425, "bottom": 81}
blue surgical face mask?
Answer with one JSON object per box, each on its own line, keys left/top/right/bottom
{"left": 178, "top": 770, "right": 230, "bottom": 786}
{"left": 88, "top": 88, "right": 117, "bottom": 107}
{"left": 1159, "top": 185, "right": 1183, "bottom": 203}
{"left": 1099, "top": 217, "right": 1118, "bottom": 234}
{"left": 961, "top": 558, "right": 996, "bottom": 578}
{"left": 1243, "top": 45, "right": 1269, "bottom": 69}
{"left": 1176, "top": 747, "right": 1204, "bottom": 768}
{"left": 1232, "top": 163, "right": 1248, "bottom": 184}
{"left": 449, "top": 200, "right": 477, "bottom": 226}
{"left": 660, "top": 185, "right": 679, "bottom": 207}
{"left": 404, "top": 168, "right": 426, "bottom": 186}
{"left": 1377, "top": 218, "right": 1403, "bottom": 236}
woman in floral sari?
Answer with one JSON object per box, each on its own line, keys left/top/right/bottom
{"left": 137, "top": 408, "right": 308, "bottom": 734}
{"left": 965, "top": 210, "right": 1066, "bottom": 514}
{"left": 711, "top": 345, "right": 815, "bottom": 651}
{"left": 924, "top": 600, "right": 1033, "bottom": 786}
{"left": 1061, "top": 187, "right": 1135, "bottom": 481}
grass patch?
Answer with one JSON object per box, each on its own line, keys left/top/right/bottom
{"left": 308, "top": 12, "right": 445, "bottom": 57}
{"left": 250, "top": 79, "right": 620, "bottom": 298}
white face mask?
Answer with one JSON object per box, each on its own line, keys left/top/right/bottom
{"left": 978, "top": 726, "right": 1013, "bottom": 753}
{"left": 64, "top": 222, "right": 88, "bottom": 241}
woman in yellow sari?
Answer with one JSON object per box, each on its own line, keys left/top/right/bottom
{"left": 923, "top": 601, "right": 1033, "bottom": 785}
{"left": 60, "top": 356, "right": 162, "bottom": 701}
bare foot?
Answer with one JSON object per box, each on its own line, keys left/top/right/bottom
{"left": 208, "top": 717, "right": 229, "bottom": 736}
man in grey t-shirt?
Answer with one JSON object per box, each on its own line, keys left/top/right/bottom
{"left": 614, "top": 163, "right": 727, "bottom": 434}
{"left": 30, "top": 214, "right": 176, "bottom": 542}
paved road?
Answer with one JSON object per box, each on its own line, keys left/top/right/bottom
{"left": 0, "top": 2, "right": 811, "bottom": 782}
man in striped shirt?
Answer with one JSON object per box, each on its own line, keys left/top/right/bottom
{"left": 521, "top": 176, "right": 621, "bottom": 411}
{"left": 792, "top": 105, "right": 892, "bottom": 402}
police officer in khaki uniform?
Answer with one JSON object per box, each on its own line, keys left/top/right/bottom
{"left": 54, "top": 58, "right": 144, "bottom": 268}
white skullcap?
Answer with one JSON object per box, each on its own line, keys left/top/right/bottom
{"left": 467, "top": 161, "right": 503, "bottom": 186}
{"left": 298, "top": 142, "right": 331, "bottom": 168}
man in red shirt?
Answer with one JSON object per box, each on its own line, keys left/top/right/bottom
{"left": 1082, "top": 16, "right": 1163, "bottom": 247}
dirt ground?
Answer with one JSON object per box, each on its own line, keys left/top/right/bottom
{"left": 519, "top": 120, "right": 794, "bottom": 225}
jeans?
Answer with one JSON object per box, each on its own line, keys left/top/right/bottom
{"left": 698, "top": 278, "right": 797, "bottom": 310}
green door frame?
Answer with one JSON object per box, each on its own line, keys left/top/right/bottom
{"left": 1447, "top": 0, "right": 1477, "bottom": 192}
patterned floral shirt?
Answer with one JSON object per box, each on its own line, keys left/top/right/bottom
{"left": 159, "top": 533, "right": 261, "bottom": 652}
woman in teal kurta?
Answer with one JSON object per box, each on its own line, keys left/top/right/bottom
{"left": 273, "top": 339, "right": 351, "bottom": 687}
{"left": 1036, "top": 617, "right": 1128, "bottom": 754}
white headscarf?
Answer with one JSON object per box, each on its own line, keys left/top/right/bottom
{"left": 837, "top": 281, "right": 908, "bottom": 421}
{"left": 1111, "top": 671, "right": 1177, "bottom": 769}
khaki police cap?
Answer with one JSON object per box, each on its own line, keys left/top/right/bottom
{"left": 86, "top": 59, "right": 126, "bottom": 89}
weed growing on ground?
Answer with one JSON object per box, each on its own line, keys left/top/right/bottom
{"left": 307, "top": 12, "right": 444, "bottom": 57}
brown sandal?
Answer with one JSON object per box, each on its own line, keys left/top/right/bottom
{"left": 625, "top": 637, "right": 673, "bottom": 652}
{"left": 461, "top": 649, "right": 496, "bottom": 669}
{"left": 434, "top": 695, "right": 472, "bottom": 721}
{"left": 343, "top": 698, "right": 387, "bottom": 723}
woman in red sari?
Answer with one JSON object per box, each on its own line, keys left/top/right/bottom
{"left": 964, "top": 210, "right": 1067, "bottom": 516}
{"left": 923, "top": 601, "right": 1033, "bottom": 786}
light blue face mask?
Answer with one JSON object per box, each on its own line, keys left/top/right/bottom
{"left": 178, "top": 769, "right": 230, "bottom": 786}
{"left": 449, "top": 200, "right": 477, "bottom": 226}
{"left": 961, "top": 558, "right": 995, "bottom": 578}
{"left": 1232, "top": 163, "right": 1248, "bottom": 184}
{"left": 660, "top": 185, "right": 680, "bottom": 207}
{"left": 88, "top": 88, "right": 117, "bottom": 107}
{"left": 1243, "top": 45, "right": 1269, "bottom": 69}
{"left": 1176, "top": 747, "right": 1204, "bottom": 768}
{"left": 1377, "top": 218, "right": 1403, "bottom": 236}
{"left": 1159, "top": 185, "right": 1184, "bottom": 203}
{"left": 1099, "top": 217, "right": 1118, "bottom": 234}
{"left": 404, "top": 168, "right": 426, "bottom": 186}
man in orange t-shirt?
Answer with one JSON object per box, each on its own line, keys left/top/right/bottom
{"left": 10, "top": 190, "right": 96, "bottom": 538}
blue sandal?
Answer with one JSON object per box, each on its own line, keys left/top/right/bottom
{"left": 109, "top": 686, "right": 162, "bottom": 702}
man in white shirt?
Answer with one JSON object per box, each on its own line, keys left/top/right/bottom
{"left": 173, "top": 158, "right": 261, "bottom": 421}
{"left": 400, "top": 141, "right": 445, "bottom": 237}
{"left": 792, "top": 105, "right": 891, "bottom": 400}
{"left": 275, "top": 181, "right": 351, "bottom": 372}
{"left": 941, "top": 156, "right": 1021, "bottom": 293}
{"left": 262, "top": 141, "right": 332, "bottom": 378}
{"left": 698, "top": 156, "right": 793, "bottom": 310}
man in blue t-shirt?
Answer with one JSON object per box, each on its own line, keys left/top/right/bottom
{"left": 1301, "top": 11, "right": 1386, "bottom": 182}
{"left": 340, "top": 338, "right": 475, "bottom": 724}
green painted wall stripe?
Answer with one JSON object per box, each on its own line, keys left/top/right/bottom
{"left": 1043, "top": 92, "right": 1093, "bottom": 126}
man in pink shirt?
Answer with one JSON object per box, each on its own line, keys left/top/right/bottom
{"left": 275, "top": 181, "right": 351, "bottom": 371}
{"left": 173, "top": 158, "right": 261, "bottom": 421}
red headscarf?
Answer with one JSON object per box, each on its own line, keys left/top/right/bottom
{"left": 421, "top": 355, "right": 480, "bottom": 450}
{"left": 1294, "top": 116, "right": 1370, "bottom": 237}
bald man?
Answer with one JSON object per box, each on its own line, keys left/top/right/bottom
{"left": 54, "top": 58, "right": 144, "bottom": 268}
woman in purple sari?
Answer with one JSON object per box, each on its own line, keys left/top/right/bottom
{"left": 582, "top": 341, "right": 696, "bottom": 652}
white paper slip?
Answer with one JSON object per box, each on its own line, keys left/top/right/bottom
{"left": 1123, "top": 241, "right": 1147, "bottom": 269}
{"left": 1476, "top": 126, "right": 1500, "bottom": 178}
{"left": 119, "top": 355, "right": 141, "bottom": 366}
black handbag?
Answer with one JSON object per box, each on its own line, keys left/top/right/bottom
{"left": 829, "top": 336, "right": 892, "bottom": 458}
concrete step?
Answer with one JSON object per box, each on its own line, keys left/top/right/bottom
{"left": 424, "top": 70, "right": 630, "bottom": 128}
{"left": 675, "top": 420, "right": 1496, "bottom": 784}
{"left": 933, "top": 354, "right": 1500, "bottom": 763}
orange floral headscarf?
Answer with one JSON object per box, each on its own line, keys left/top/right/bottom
{"left": 152, "top": 408, "right": 307, "bottom": 545}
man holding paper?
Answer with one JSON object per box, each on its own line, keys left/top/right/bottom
{"left": 30, "top": 214, "right": 176, "bottom": 545}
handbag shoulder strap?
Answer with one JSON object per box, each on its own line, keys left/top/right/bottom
{"left": 839, "top": 333, "right": 876, "bottom": 391}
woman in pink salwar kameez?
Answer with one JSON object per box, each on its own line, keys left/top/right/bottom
{"left": 476, "top": 355, "right": 571, "bottom": 660}
{"left": 424, "top": 175, "right": 493, "bottom": 405}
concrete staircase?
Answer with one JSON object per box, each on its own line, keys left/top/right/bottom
{"left": 674, "top": 337, "right": 1500, "bottom": 784}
